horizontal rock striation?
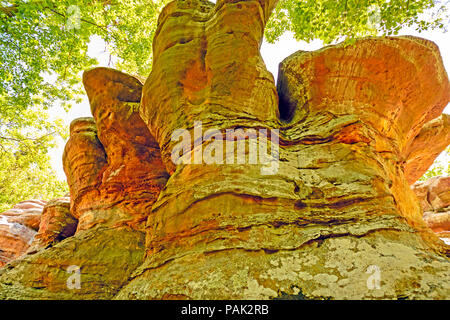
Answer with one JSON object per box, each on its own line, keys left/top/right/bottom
{"left": 81, "top": 67, "right": 169, "bottom": 231}
{"left": 0, "top": 200, "right": 47, "bottom": 266}
{"left": 117, "top": 1, "right": 450, "bottom": 300}
{"left": 413, "top": 176, "right": 450, "bottom": 243}
{"left": 405, "top": 115, "right": 450, "bottom": 184}
{"left": 1, "top": 0, "right": 450, "bottom": 300}
{"left": 27, "top": 197, "right": 77, "bottom": 253}
{"left": 0, "top": 68, "right": 169, "bottom": 299}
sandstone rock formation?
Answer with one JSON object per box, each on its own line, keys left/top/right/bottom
{"left": 120, "top": 0, "right": 450, "bottom": 300}
{"left": 0, "top": 198, "right": 78, "bottom": 266}
{"left": 412, "top": 176, "right": 450, "bottom": 243}
{"left": 80, "top": 68, "right": 169, "bottom": 231}
{"left": 428, "top": 176, "right": 450, "bottom": 210}
{"left": 62, "top": 117, "right": 107, "bottom": 227}
{"left": 63, "top": 69, "right": 169, "bottom": 232}
{"left": 1, "top": 0, "right": 450, "bottom": 300}
{"left": 0, "top": 68, "right": 168, "bottom": 299}
{"left": 140, "top": 0, "right": 280, "bottom": 175}
{"left": 0, "top": 200, "right": 46, "bottom": 266}
{"left": 425, "top": 212, "right": 450, "bottom": 238}
{"left": 27, "top": 197, "right": 77, "bottom": 253}
{"left": 1, "top": 200, "right": 46, "bottom": 231}
{"left": 405, "top": 115, "right": 450, "bottom": 184}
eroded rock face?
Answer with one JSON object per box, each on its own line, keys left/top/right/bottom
{"left": 0, "top": 198, "right": 77, "bottom": 264}
{"left": 0, "top": 227, "right": 145, "bottom": 299}
{"left": 118, "top": 1, "right": 450, "bottom": 300}
{"left": 140, "top": 0, "right": 280, "bottom": 174}
{"left": 413, "top": 177, "right": 450, "bottom": 211}
{"left": 0, "top": 223, "right": 35, "bottom": 268}
{"left": 405, "top": 115, "right": 450, "bottom": 184}
{"left": 276, "top": 36, "right": 450, "bottom": 231}
{"left": 413, "top": 176, "right": 450, "bottom": 242}
{"left": 0, "top": 68, "right": 169, "bottom": 299}
{"left": 0, "top": 200, "right": 46, "bottom": 266}
{"left": 81, "top": 68, "right": 169, "bottom": 231}
{"left": 63, "top": 69, "right": 169, "bottom": 232}
{"left": 424, "top": 211, "right": 450, "bottom": 234}
{"left": 412, "top": 179, "right": 434, "bottom": 212}
{"left": 27, "top": 197, "right": 77, "bottom": 253}
{"left": 1, "top": 200, "right": 46, "bottom": 231}
{"left": 1, "top": 0, "right": 450, "bottom": 300}
{"left": 62, "top": 117, "right": 107, "bottom": 226}
{"left": 428, "top": 176, "right": 450, "bottom": 210}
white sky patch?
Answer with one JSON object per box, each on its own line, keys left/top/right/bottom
{"left": 48, "top": 28, "right": 450, "bottom": 181}
{"left": 261, "top": 32, "right": 326, "bottom": 81}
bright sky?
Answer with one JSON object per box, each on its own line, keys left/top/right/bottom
{"left": 49, "top": 27, "right": 450, "bottom": 181}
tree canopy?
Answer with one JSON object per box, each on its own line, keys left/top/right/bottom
{"left": 0, "top": 0, "right": 449, "bottom": 209}
{"left": 0, "top": 105, "right": 67, "bottom": 211}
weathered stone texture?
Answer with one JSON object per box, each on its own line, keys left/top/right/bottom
{"left": 27, "top": 197, "right": 77, "bottom": 253}
{"left": 117, "top": 1, "right": 450, "bottom": 300}
{"left": 405, "top": 115, "right": 450, "bottom": 184}
{"left": 0, "top": 68, "right": 168, "bottom": 299}
{"left": 0, "top": 200, "right": 46, "bottom": 266}
{"left": 0, "top": 0, "right": 449, "bottom": 300}
{"left": 62, "top": 69, "right": 169, "bottom": 232}
{"left": 413, "top": 176, "right": 450, "bottom": 243}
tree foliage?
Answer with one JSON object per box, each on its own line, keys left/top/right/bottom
{"left": 1, "top": 0, "right": 448, "bottom": 111}
{"left": 418, "top": 146, "right": 450, "bottom": 182}
{"left": 0, "top": 102, "right": 68, "bottom": 211}
{"left": 0, "top": 0, "right": 448, "bottom": 209}
{"left": 265, "top": 0, "right": 449, "bottom": 43}
{"left": 0, "top": 0, "right": 167, "bottom": 209}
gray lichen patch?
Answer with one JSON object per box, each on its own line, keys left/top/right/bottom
{"left": 116, "top": 229, "right": 449, "bottom": 300}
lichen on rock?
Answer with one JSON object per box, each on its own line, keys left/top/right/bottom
{"left": 0, "top": 0, "right": 449, "bottom": 300}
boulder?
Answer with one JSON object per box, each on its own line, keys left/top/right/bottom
{"left": 27, "top": 197, "right": 77, "bottom": 253}
{"left": 412, "top": 176, "right": 450, "bottom": 242}
{"left": 0, "top": 68, "right": 169, "bottom": 299}
{"left": 0, "top": 200, "right": 46, "bottom": 266}
{"left": 0, "top": 216, "right": 36, "bottom": 267}
{"left": 1, "top": 0, "right": 450, "bottom": 300}
{"left": 404, "top": 115, "right": 450, "bottom": 184}
{"left": 428, "top": 176, "right": 450, "bottom": 210}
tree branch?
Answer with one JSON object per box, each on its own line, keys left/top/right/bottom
{"left": 0, "top": 131, "right": 57, "bottom": 143}
{"left": 0, "top": 5, "right": 18, "bottom": 18}
{"left": 46, "top": 7, "right": 109, "bottom": 33}
{"left": 0, "top": 3, "right": 109, "bottom": 34}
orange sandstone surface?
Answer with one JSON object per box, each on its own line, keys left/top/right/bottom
{"left": 0, "top": 0, "right": 449, "bottom": 300}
